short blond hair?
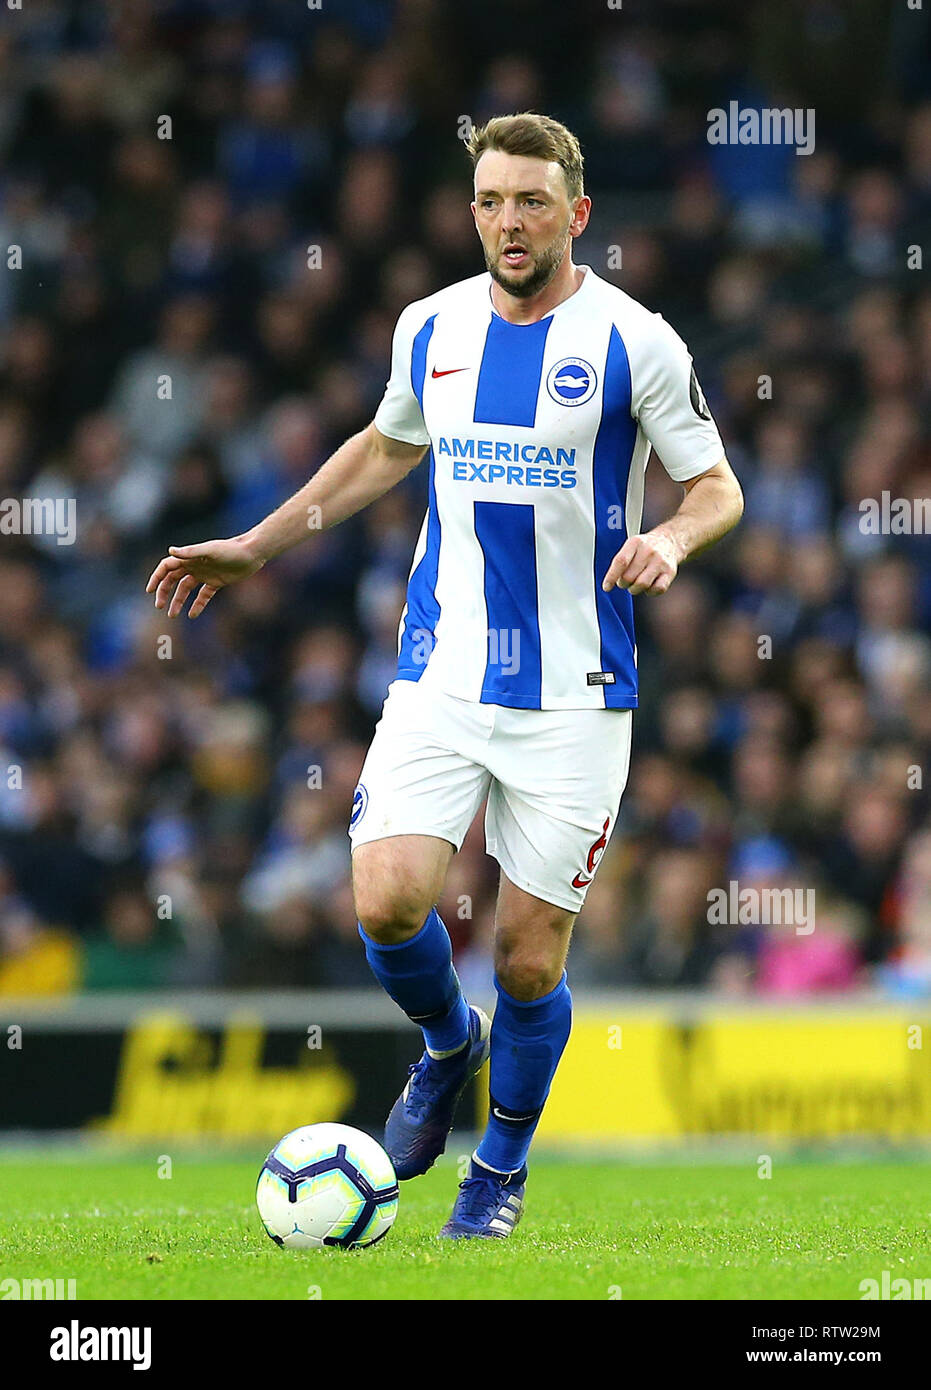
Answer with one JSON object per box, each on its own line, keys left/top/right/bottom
{"left": 466, "top": 112, "right": 585, "bottom": 204}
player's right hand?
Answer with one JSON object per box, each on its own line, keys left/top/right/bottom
{"left": 145, "top": 536, "right": 266, "bottom": 618}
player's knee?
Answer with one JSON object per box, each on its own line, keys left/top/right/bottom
{"left": 354, "top": 885, "right": 431, "bottom": 944}
{"left": 495, "top": 948, "right": 562, "bottom": 1002}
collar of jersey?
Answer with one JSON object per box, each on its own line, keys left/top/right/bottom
{"left": 487, "top": 263, "right": 593, "bottom": 325}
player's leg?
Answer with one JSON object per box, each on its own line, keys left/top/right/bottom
{"left": 349, "top": 680, "right": 494, "bottom": 1178}
{"left": 439, "top": 878, "right": 573, "bottom": 1238}
{"left": 353, "top": 833, "right": 470, "bottom": 1054}
{"left": 354, "top": 836, "right": 492, "bottom": 1181}
{"left": 440, "top": 705, "right": 633, "bottom": 1238}
{"left": 478, "top": 876, "right": 574, "bottom": 1167}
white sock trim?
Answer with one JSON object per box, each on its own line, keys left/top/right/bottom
{"left": 472, "top": 1150, "right": 519, "bottom": 1178}
{"left": 425, "top": 1035, "right": 469, "bottom": 1060}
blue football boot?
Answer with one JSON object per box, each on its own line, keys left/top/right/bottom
{"left": 439, "top": 1158, "right": 527, "bottom": 1239}
{"left": 384, "top": 1005, "right": 490, "bottom": 1180}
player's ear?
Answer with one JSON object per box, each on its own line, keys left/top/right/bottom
{"left": 570, "top": 196, "right": 592, "bottom": 238}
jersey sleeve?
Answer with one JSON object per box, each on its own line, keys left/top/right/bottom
{"left": 629, "top": 315, "right": 725, "bottom": 482}
{"left": 372, "top": 302, "right": 432, "bottom": 447}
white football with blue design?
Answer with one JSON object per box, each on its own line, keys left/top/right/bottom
{"left": 256, "top": 1123, "right": 399, "bottom": 1250}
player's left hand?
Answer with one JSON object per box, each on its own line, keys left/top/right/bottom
{"left": 602, "top": 529, "right": 680, "bottom": 595}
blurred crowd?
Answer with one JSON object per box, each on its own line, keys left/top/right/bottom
{"left": 0, "top": 0, "right": 929, "bottom": 997}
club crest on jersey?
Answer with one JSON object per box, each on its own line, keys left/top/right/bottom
{"left": 546, "top": 357, "right": 597, "bottom": 407}
{"left": 350, "top": 783, "right": 369, "bottom": 828}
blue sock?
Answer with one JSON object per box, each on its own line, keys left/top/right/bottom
{"left": 359, "top": 907, "right": 471, "bottom": 1056}
{"left": 475, "top": 972, "right": 572, "bottom": 1175}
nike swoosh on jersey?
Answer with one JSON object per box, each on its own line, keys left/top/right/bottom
{"left": 431, "top": 366, "right": 468, "bottom": 377}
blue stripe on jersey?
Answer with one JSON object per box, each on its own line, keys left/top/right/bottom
{"left": 473, "top": 500, "right": 542, "bottom": 708}
{"left": 411, "top": 313, "right": 436, "bottom": 408}
{"left": 592, "top": 325, "right": 639, "bottom": 708}
{"left": 397, "top": 314, "right": 439, "bottom": 680}
{"left": 473, "top": 315, "right": 551, "bottom": 427}
{"left": 397, "top": 449, "right": 441, "bottom": 679}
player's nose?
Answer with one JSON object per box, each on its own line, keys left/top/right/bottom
{"left": 501, "top": 200, "right": 523, "bottom": 230}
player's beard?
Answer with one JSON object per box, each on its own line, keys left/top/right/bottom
{"left": 484, "top": 227, "right": 570, "bottom": 299}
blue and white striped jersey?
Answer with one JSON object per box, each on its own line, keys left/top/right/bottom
{"left": 373, "top": 265, "right": 725, "bottom": 710}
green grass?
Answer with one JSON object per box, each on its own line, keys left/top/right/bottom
{"left": 1, "top": 1152, "right": 929, "bottom": 1300}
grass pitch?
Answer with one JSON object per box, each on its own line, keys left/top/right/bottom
{"left": 1, "top": 1151, "right": 929, "bottom": 1300}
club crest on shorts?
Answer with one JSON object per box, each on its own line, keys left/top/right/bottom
{"left": 350, "top": 783, "right": 369, "bottom": 828}
{"left": 546, "top": 357, "right": 597, "bottom": 407}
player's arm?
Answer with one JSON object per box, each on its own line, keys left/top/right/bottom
{"left": 603, "top": 314, "right": 743, "bottom": 597}
{"left": 146, "top": 423, "right": 427, "bottom": 618}
{"left": 602, "top": 456, "right": 743, "bottom": 596}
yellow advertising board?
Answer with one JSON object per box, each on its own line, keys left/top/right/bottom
{"left": 96, "top": 1013, "right": 356, "bottom": 1139}
{"left": 29, "top": 998, "right": 929, "bottom": 1143}
{"left": 528, "top": 1011, "right": 931, "bottom": 1141}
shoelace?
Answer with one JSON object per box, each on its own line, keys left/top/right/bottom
{"left": 453, "top": 1175, "right": 512, "bottom": 1226}
{"left": 404, "top": 1039, "right": 471, "bottom": 1119}
{"left": 404, "top": 1058, "right": 449, "bottom": 1118}
{"left": 404, "top": 1060, "right": 429, "bottom": 1117}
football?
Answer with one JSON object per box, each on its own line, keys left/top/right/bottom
{"left": 256, "top": 1123, "right": 399, "bottom": 1250}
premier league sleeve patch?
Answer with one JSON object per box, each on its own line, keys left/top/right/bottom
{"left": 689, "top": 365, "right": 712, "bottom": 420}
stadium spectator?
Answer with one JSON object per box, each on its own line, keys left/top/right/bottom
{"left": 0, "top": 0, "right": 928, "bottom": 996}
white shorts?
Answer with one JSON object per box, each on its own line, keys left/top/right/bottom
{"left": 348, "top": 678, "right": 633, "bottom": 913}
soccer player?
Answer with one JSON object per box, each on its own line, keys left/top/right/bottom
{"left": 147, "top": 113, "right": 744, "bottom": 1238}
